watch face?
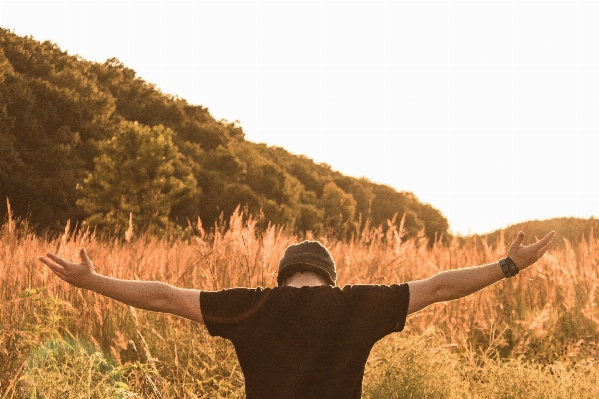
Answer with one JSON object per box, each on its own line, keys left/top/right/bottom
{"left": 506, "top": 257, "right": 519, "bottom": 276}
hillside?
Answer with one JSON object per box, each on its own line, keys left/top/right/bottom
{"left": 469, "top": 217, "right": 599, "bottom": 248}
{"left": 0, "top": 29, "right": 448, "bottom": 241}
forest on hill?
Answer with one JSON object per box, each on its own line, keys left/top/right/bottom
{"left": 0, "top": 29, "right": 449, "bottom": 241}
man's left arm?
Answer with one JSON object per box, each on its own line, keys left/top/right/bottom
{"left": 406, "top": 231, "right": 555, "bottom": 316}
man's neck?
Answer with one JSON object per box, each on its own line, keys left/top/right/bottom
{"left": 284, "top": 271, "right": 329, "bottom": 288}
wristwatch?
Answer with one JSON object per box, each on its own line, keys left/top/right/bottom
{"left": 499, "top": 257, "right": 519, "bottom": 278}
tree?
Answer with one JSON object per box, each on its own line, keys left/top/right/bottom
{"left": 77, "top": 122, "right": 198, "bottom": 237}
{"left": 296, "top": 204, "right": 324, "bottom": 235}
{"left": 321, "top": 182, "right": 357, "bottom": 239}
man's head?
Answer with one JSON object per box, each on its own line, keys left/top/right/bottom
{"left": 277, "top": 241, "right": 337, "bottom": 286}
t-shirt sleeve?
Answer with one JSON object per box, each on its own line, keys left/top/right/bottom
{"left": 200, "top": 287, "right": 270, "bottom": 340}
{"left": 347, "top": 283, "right": 410, "bottom": 342}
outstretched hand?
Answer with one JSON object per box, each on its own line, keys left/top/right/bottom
{"left": 38, "top": 248, "right": 96, "bottom": 288}
{"left": 507, "top": 231, "right": 556, "bottom": 271}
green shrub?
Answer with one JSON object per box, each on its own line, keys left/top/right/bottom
{"left": 21, "top": 338, "right": 133, "bottom": 398}
{"left": 363, "top": 331, "right": 470, "bottom": 399}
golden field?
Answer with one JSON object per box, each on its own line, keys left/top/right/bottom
{"left": 1, "top": 209, "right": 598, "bottom": 398}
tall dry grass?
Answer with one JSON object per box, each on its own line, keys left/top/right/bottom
{"left": 1, "top": 207, "right": 598, "bottom": 398}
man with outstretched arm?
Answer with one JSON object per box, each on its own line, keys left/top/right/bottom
{"left": 39, "top": 230, "right": 555, "bottom": 398}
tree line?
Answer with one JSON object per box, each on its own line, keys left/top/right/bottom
{"left": 0, "top": 29, "right": 449, "bottom": 242}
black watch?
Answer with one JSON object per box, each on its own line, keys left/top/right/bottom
{"left": 499, "top": 257, "right": 519, "bottom": 278}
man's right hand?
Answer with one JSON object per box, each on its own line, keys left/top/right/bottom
{"left": 39, "top": 248, "right": 96, "bottom": 289}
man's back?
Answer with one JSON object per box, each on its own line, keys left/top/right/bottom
{"left": 200, "top": 284, "right": 410, "bottom": 399}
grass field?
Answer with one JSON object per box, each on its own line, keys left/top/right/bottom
{"left": 1, "top": 209, "right": 598, "bottom": 398}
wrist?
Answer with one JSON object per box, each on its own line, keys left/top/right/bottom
{"left": 499, "top": 257, "right": 519, "bottom": 278}
{"left": 77, "top": 272, "right": 100, "bottom": 289}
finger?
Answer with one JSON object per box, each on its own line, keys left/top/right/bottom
{"left": 46, "top": 253, "right": 74, "bottom": 268}
{"left": 543, "top": 231, "right": 556, "bottom": 243}
{"left": 38, "top": 256, "right": 66, "bottom": 274}
{"left": 531, "top": 231, "right": 556, "bottom": 250}
{"left": 80, "top": 247, "right": 92, "bottom": 266}
{"left": 52, "top": 270, "right": 66, "bottom": 280}
{"left": 537, "top": 237, "right": 555, "bottom": 255}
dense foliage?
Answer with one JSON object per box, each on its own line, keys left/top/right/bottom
{"left": 0, "top": 29, "right": 449, "bottom": 241}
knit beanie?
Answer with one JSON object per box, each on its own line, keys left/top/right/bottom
{"left": 277, "top": 241, "right": 337, "bottom": 286}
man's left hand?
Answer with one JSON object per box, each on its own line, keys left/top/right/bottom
{"left": 507, "top": 231, "right": 556, "bottom": 271}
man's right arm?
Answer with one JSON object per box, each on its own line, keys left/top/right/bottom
{"left": 38, "top": 248, "right": 205, "bottom": 324}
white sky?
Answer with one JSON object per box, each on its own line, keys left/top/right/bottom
{"left": 1, "top": 1, "right": 598, "bottom": 236}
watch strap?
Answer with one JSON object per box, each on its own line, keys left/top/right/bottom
{"left": 499, "top": 257, "right": 519, "bottom": 278}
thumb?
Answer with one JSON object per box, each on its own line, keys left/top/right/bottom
{"left": 80, "top": 247, "right": 92, "bottom": 265}
{"left": 509, "top": 231, "right": 525, "bottom": 253}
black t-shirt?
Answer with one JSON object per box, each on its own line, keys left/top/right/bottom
{"left": 200, "top": 284, "right": 410, "bottom": 399}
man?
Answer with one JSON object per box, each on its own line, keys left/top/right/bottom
{"left": 39, "top": 230, "right": 555, "bottom": 398}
